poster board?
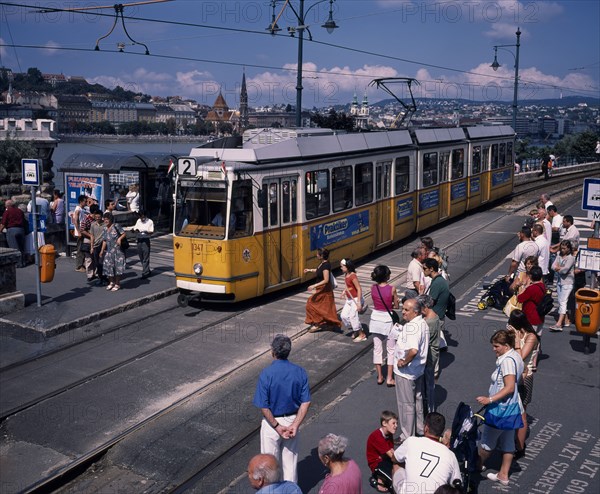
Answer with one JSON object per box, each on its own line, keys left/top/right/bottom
{"left": 64, "top": 173, "right": 104, "bottom": 246}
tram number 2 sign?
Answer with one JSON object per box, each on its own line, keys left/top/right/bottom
{"left": 178, "top": 158, "right": 197, "bottom": 176}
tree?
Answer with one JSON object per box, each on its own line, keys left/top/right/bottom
{"left": 166, "top": 118, "right": 177, "bottom": 135}
{"left": 218, "top": 122, "right": 233, "bottom": 135}
{"left": 0, "top": 135, "right": 38, "bottom": 174}
{"left": 310, "top": 109, "right": 355, "bottom": 132}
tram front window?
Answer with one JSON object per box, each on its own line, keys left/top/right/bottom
{"left": 175, "top": 183, "right": 229, "bottom": 239}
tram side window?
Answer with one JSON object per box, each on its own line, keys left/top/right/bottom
{"left": 491, "top": 144, "right": 499, "bottom": 169}
{"left": 355, "top": 163, "right": 373, "bottom": 206}
{"left": 472, "top": 146, "right": 481, "bottom": 174}
{"left": 332, "top": 166, "right": 353, "bottom": 212}
{"left": 305, "top": 170, "right": 330, "bottom": 219}
{"left": 422, "top": 152, "right": 438, "bottom": 187}
{"left": 231, "top": 180, "right": 253, "bottom": 237}
{"left": 507, "top": 142, "right": 514, "bottom": 166}
{"left": 439, "top": 152, "right": 450, "bottom": 183}
{"left": 395, "top": 156, "right": 410, "bottom": 194}
{"left": 281, "top": 180, "right": 297, "bottom": 224}
{"left": 452, "top": 149, "right": 465, "bottom": 179}
{"left": 482, "top": 146, "right": 490, "bottom": 171}
{"left": 376, "top": 161, "right": 392, "bottom": 200}
{"left": 499, "top": 143, "right": 506, "bottom": 167}
{"left": 262, "top": 183, "right": 278, "bottom": 227}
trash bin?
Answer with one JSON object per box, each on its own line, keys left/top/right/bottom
{"left": 575, "top": 288, "right": 600, "bottom": 335}
{"left": 39, "top": 244, "right": 56, "bottom": 283}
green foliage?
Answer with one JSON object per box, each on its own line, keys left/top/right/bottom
{"left": 552, "top": 130, "right": 599, "bottom": 159}
{"left": 310, "top": 109, "right": 355, "bottom": 132}
{"left": 0, "top": 135, "right": 38, "bottom": 174}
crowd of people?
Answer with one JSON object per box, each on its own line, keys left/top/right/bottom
{"left": 250, "top": 191, "right": 592, "bottom": 493}
{"left": 70, "top": 196, "right": 155, "bottom": 290}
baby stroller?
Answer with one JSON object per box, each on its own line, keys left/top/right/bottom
{"left": 450, "top": 402, "right": 486, "bottom": 493}
{"left": 478, "top": 277, "right": 511, "bottom": 311}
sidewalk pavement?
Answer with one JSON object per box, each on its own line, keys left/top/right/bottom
{"left": 0, "top": 234, "right": 176, "bottom": 338}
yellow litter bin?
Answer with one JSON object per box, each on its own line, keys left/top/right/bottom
{"left": 575, "top": 288, "right": 600, "bottom": 335}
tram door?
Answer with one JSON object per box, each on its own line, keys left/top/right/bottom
{"left": 375, "top": 161, "right": 392, "bottom": 246}
{"left": 438, "top": 151, "right": 450, "bottom": 220}
{"left": 261, "top": 177, "right": 299, "bottom": 288}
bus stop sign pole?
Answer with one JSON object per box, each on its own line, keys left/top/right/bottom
{"left": 22, "top": 159, "right": 42, "bottom": 307}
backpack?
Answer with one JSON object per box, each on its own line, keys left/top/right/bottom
{"left": 537, "top": 290, "right": 554, "bottom": 318}
{"left": 446, "top": 292, "right": 456, "bottom": 320}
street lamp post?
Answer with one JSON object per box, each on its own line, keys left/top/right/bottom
{"left": 267, "top": 0, "right": 338, "bottom": 128}
{"left": 491, "top": 27, "right": 521, "bottom": 133}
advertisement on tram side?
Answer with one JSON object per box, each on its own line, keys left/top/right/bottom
{"left": 309, "top": 210, "right": 369, "bottom": 250}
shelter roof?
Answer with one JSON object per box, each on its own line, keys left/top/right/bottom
{"left": 57, "top": 152, "right": 178, "bottom": 173}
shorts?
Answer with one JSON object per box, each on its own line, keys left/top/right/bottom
{"left": 480, "top": 424, "right": 516, "bottom": 453}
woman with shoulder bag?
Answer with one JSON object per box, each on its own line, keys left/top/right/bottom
{"left": 549, "top": 240, "right": 576, "bottom": 331}
{"left": 507, "top": 310, "right": 540, "bottom": 460}
{"left": 369, "top": 265, "right": 400, "bottom": 387}
{"left": 476, "top": 329, "right": 524, "bottom": 487}
{"left": 304, "top": 248, "right": 341, "bottom": 333}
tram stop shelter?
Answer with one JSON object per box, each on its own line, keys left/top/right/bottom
{"left": 57, "top": 152, "right": 177, "bottom": 247}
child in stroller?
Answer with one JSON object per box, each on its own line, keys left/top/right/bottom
{"left": 450, "top": 402, "right": 486, "bottom": 493}
{"left": 478, "top": 277, "right": 511, "bottom": 311}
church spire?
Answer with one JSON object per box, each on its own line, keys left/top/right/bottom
{"left": 240, "top": 68, "right": 249, "bottom": 130}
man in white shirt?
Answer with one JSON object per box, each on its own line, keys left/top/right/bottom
{"left": 405, "top": 247, "right": 428, "bottom": 299}
{"left": 506, "top": 227, "right": 540, "bottom": 278}
{"left": 540, "top": 193, "right": 553, "bottom": 211}
{"left": 532, "top": 224, "right": 549, "bottom": 276}
{"left": 550, "top": 215, "right": 580, "bottom": 253}
{"left": 27, "top": 190, "right": 50, "bottom": 220}
{"left": 394, "top": 298, "right": 429, "bottom": 441}
{"left": 393, "top": 412, "right": 462, "bottom": 494}
{"left": 537, "top": 207, "right": 552, "bottom": 244}
{"left": 546, "top": 205, "right": 563, "bottom": 284}
{"left": 132, "top": 210, "right": 154, "bottom": 279}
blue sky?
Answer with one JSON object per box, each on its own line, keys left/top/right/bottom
{"left": 1, "top": 0, "right": 598, "bottom": 108}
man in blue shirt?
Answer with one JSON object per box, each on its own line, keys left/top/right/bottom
{"left": 253, "top": 334, "right": 311, "bottom": 483}
{"left": 247, "top": 454, "right": 302, "bottom": 493}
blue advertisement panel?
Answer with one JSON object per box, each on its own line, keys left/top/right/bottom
{"left": 65, "top": 174, "right": 104, "bottom": 242}
{"left": 451, "top": 181, "right": 467, "bottom": 201}
{"left": 491, "top": 169, "right": 512, "bottom": 187}
{"left": 470, "top": 177, "right": 480, "bottom": 194}
{"left": 419, "top": 189, "right": 439, "bottom": 211}
{"left": 310, "top": 211, "right": 369, "bottom": 251}
{"left": 396, "top": 198, "right": 414, "bottom": 221}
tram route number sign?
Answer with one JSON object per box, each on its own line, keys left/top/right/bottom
{"left": 582, "top": 178, "right": 600, "bottom": 221}
{"left": 178, "top": 158, "right": 197, "bottom": 176}
{"left": 22, "top": 158, "right": 41, "bottom": 186}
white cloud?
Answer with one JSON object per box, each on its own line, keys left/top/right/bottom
{"left": 44, "top": 41, "right": 60, "bottom": 55}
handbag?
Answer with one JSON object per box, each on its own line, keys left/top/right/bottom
{"left": 502, "top": 294, "right": 522, "bottom": 317}
{"left": 330, "top": 274, "right": 338, "bottom": 289}
{"left": 484, "top": 357, "right": 524, "bottom": 430}
{"left": 375, "top": 285, "right": 401, "bottom": 325}
{"left": 115, "top": 225, "right": 129, "bottom": 251}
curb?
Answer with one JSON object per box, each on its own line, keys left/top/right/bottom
{"left": 0, "top": 287, "right": 178, "bottom": 340}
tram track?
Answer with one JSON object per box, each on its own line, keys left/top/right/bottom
{"left": 3, "top": 165, "right": 593, "bottom": 494}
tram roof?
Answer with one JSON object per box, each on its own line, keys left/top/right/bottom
{"left": 57, "top": 152, "right": 178, "bottom": 173}
{"left": 464, "top": 125, "right": 515, "bottom": 139}
{"left": 189, "top": 128, "right": 414, "bottom": 164}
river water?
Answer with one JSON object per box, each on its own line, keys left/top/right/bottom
{"left": 51, "top": 141, "right": 201, "bottom": 188}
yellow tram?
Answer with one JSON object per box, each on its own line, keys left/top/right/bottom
{"left": 173, "top": 125, "right": 514, "bottom": 305}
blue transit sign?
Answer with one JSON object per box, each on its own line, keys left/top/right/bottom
{"left": 582, "top": 178, "right": 600, "bottom": 211}
{"left": 22, "top": 159, "right": 41, "bottom": 186}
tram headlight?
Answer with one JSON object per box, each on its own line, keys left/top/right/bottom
{"left": 193, "top": 263, "right": 203, "bottom": 275}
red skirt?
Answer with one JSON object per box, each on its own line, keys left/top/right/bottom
{"left": 305, "top": 285, "right": 341, "bottom": 327}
